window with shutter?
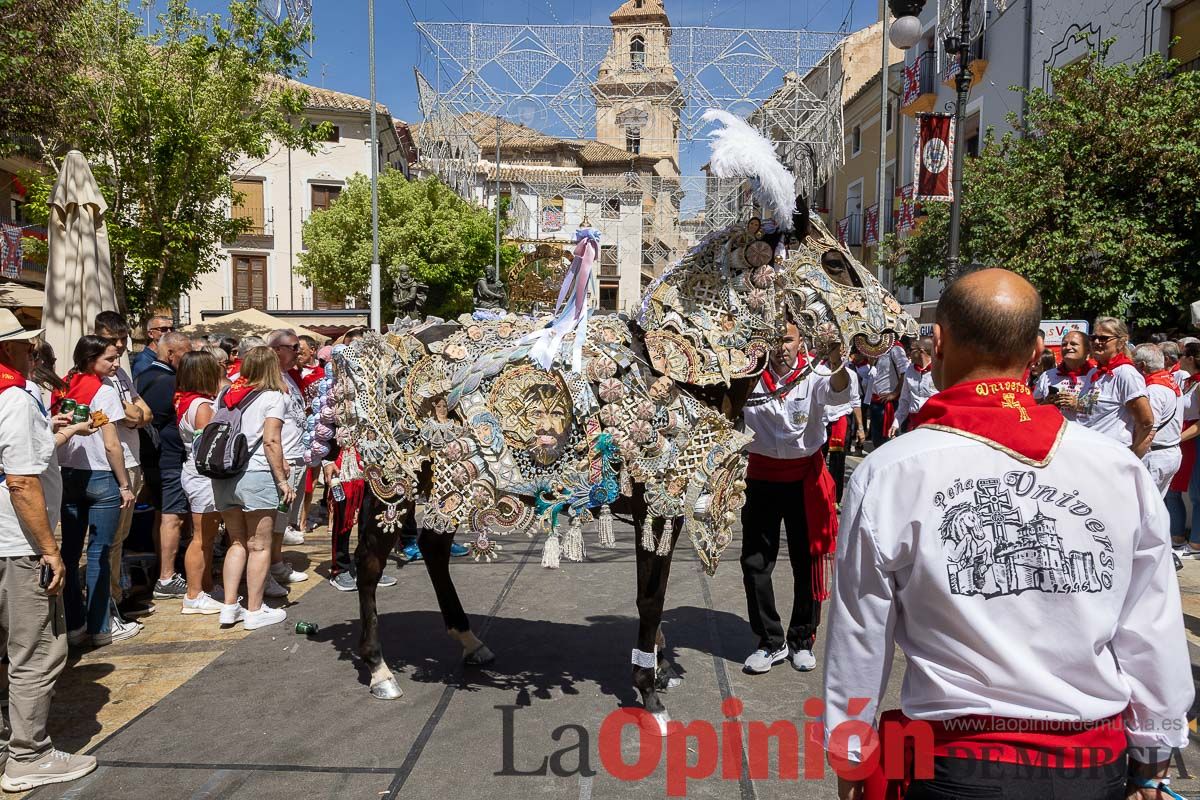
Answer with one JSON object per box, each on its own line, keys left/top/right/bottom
{"left": 232, "top": 255, "right": 268, "bottom": 310}
{"left": 232, "top": 179, "right": 265, "bottom": 234}
{"left": 311, "top": 184, "right": 341, "bottom": 212}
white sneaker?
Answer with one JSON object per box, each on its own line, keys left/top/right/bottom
{"left": 282, "top": 527, "right": 305, "bottom": 546}
{"left": 270, "top": 560, "right": 308, "bottom": 584}
{"left": 219, "top": 601, "right": 246, "bottom": 626}
{"left": 743, "top": 645, "right": 788, "bottom": 674}
{"left": 790, "top": 648, "right": 817, "bottom": 672}
{"left": 92, "top": 617, "right": 141, "bottom": 647}
{"left": 263, "top": 573, "right": 289, "bottom": 597}
{"left": 243, "top": 605, "right": 286, "bottom": 630}
{"left": 66, "top": 627, "right": 89, "bottom": 647}
{"left": 182, "top": 592, "right": 224, "bottom": 615}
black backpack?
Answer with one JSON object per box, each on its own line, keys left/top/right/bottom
{"left": 193, "top": 388, "right": 263, "bottom": 479}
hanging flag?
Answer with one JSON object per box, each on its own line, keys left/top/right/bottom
{"left": 914, "top": 113, "right": 955, "bottom": 202}
{"left": 0, "top": 225, "right": 22, "bottom": 279}
{"left": 836, "top": 216, "right": 850, "bottom": 245}
{"left": 901, "top": 59, "right": 921, "bottom": 107}
{"left": 863, "top": 204, "right": 879, "bottom": 246}
{"left": 896, "top": 184, "right": 917, "bottom": 233}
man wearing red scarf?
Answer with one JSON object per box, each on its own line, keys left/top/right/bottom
{"left": 1133, "top": 343, "right": 1184, "bottom": 495}
{"left": 740, "top": 320, "right": 849, "bottom": 675}
{"left": 888, "top": 337, "right": 936, "bottom": 437}
{"left": 824, "top": 270, "right": 1189, "bottom": 800}
{"left": 868, "top": 338, "right": 912, "bottom": 448}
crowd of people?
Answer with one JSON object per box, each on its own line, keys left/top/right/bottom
{"left": 0, "top": 276, "right": 1196, "bottom": 795}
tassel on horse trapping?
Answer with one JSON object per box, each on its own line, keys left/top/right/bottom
{"left": 597, "top": 505, "right": 615, "bottom": 547}
{"left": 541, "top": 532, "right": 561, "bottom": 569}
{"left": 562, "top": 517, "right": 585, "bottom": 562}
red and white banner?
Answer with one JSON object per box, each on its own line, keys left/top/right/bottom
{"left": 896, "top": 183, "right": 917, "bottom": 232}
{"left": 901, "top": 59, "right": 921, "bottom": 107}
{"left": 913, "top": 113, "right": 955, "bottom": 202}
{"left": 836, "top": 216, "right": 850, "bottom": 245}
{"left": 863, "top": 204, "right": 879, "bottom": 246}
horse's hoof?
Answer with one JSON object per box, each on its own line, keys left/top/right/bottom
{"left": 465, "top": 644, "right": 495, "bottom": 666}
{"left": 647, "top": 711, "right": 671, "bottom": 737}
{"left": 369, "top": 677, "right": 404, "bottom": 700}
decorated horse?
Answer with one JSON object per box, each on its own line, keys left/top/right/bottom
{"left": 323, "top": 111, "right": 918, "bottom": 731}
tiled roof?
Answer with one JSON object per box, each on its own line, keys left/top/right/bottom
{"left": 609, "top": 0, "right": 669, "bottom": 24}
{"left": 264, "top": 75, "right": 389, "bottom": 115}
{"left": 576, "top": 140, "right": 642, "bottom": 165}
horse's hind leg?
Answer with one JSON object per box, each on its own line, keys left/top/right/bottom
{"left": 632, "top": 506, "right": 683, "bottom": 735}
{"left": 357, "top": 491, "right": 403, "bottom": 699}
{"left": 418, "top": 529, "right": 494, "bottom": 665}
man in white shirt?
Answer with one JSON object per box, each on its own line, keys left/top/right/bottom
{"left": 889, "top": 336, "right": 936, "bottom": 437}
{"left": 822, "top": 355, "right": 863, "bottom": 501}
{"left": 740, "top": 321, "right": 849, "bottom": 674}
{"left": 1133, "top": 343, "right": 1183, "bottom": 495}
{"left": 867, "top": 337, "right": 912, "bottom": 448}
{"left": 824, "top": 270, "right": 1190, "bottom": 800}
{"left": 0, "top": 315, "right": 98, "bottom": 791}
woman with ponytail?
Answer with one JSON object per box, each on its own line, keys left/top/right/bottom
{"left": 174, "top": 351, "right": 223, "bottom": 615}
{"left": 55, "top": 336, "right": 137, "bottom": 648}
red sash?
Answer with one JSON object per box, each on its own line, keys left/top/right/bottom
{"left": 1171, "top": 424, "right": 1196, "bottom": 493}
{"left": 828, "top": 416, "right": 849, "bottom": 452}
{"left": 51, "top": 371, "right": 104, "bottom": 414}
{"left": 862, "top": 710, "right": 1125, "bottom": 800}
{"left": 174, "top": 391, "right": 214, "bottom": 424}
{"left": 746, "top": 450, "right": 838, "bottom": 601}
{"left": 910, "top": 378, "right": 1066, "bottom": 467}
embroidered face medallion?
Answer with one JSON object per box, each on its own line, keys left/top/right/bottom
{"left": 488, "top": 366, "right": 575, "bottom": 467}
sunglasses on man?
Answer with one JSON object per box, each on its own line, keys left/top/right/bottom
{"left": 273, "top": 342, "right": 300, "bottom": 351}
{"left": 149, "top": 325, "right": 174, "bottom": 333}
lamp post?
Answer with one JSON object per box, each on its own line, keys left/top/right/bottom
{"left": 887, "top": 0, "right": 974, "bottom": 281}
{"left": 943, "top": 0, "right": 973, "bottom": 280}
{"left": 367, "top": 0, "right": 381, "bottom": 332}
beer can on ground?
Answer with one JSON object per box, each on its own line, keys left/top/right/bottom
{"left": 295, "top": 621, "right": 318, "bottom": 636}
{"left": 72, "top": 404, "right": 90, "bottom": 424}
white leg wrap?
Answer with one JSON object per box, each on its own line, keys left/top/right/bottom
{"left": 631, "top": 647, "right": 657, "bottom": 669}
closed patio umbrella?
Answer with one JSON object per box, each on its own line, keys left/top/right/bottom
{"left": 43, "top": 150, "right": 118, "bottom": 370}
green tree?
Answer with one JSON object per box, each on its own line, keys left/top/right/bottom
{"left": 0, "top": 0, "right": 83, "bottom": 154}
{"left": 21, "top": 0, "right": 326, "bottom": 322}
{"left": 298, "top": 173, "right": 518, "bottom": 318}
{"left": 882, "top": 45, "right": 1200, "bottom": 327}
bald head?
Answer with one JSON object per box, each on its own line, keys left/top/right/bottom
{"left": 935, "top": 269, "right": 1042, "bottom": 368}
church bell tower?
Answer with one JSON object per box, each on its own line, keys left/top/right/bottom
{"left": 592, "top": 0, "right": 682, "bottom": 177}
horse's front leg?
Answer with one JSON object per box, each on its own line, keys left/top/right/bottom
{"left": 632, "top": 507, "right": 683, "bottom": 735}
{"left": 418, "top": 528, "right": 494, "bottom": 665}
{"left": 357, "top": 491, "right": 403, "bottom": 699}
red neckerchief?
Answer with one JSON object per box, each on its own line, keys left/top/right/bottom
{"left": 0, "top": 365, "right": 26, "bottom": 393}
{"left": 1092, "top": 352, "right": 1134, "bottom": 379}
{"left": 51, "top": 371, "right": 104, "bottom": 414}
{"left": 222, "top": 377, "right": 256, "bottom": 409}
{"left": 910, "top": 378, "right": 1066, "bottom": 467}
{"left": 1145, "top": 369, "right": 1181, "bottom": 397}
{"left": 174, "top": 391, "right": 214, "bottom": 424}
{"left": 226, "top": 359, "right": 242, "bottom": 379}
{"left": 913, "top": 361, "right": 932, "bottom": 375}
{"left": 299, "top": 364, "right": 325, "bottom": 395}
{"left": 760, "top": 355, "right": 808, "bottom": 394}
{"left": 1056, "top": 361, "right": 1088, "bottom": 387}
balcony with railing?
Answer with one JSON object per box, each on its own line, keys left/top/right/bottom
{"left": 943, "top": 32, "right": 989, "bottom": 88}
{"left": 0, "top": 215, "right": 48, "bottom": 286}
{"left": 228, "top": 204, "right": 274, "bottom": 247}
{"left": 837, "top": 213, "right": 863, "bottom": 247}
{"left": 901, "top": 50, "right": 940, "bottom": 116}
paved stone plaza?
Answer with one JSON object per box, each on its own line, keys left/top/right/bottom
{"left": 27, "top": 482, "right": 1200, "bottom": 799}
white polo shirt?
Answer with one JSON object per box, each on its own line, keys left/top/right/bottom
{"left": 1077, "top": 363, "right": 1147, "bottom": 446}
{"left": 0, "top": 385, "right": 61, "bottom": 556}
{"left": 870, "top": 346, "right": 910, "bottom": 399}
{"left": 744, "top": 364, "right": 850, "bottom": 460}
{"left": 894, "top": 365, "right": 937, "bottom": 428}
{"left": 823, "top": 362, "right": 861, "bottom": 425}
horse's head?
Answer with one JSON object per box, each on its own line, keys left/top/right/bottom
{"left": 779, "top": 212, "right": 918, "bottom": 360}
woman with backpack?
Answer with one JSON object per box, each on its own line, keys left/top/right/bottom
{"left": 174, "top": 351, "right": 224, "bottom": 616}
{"left": 207, "top": 347, "right": 295, "bottom": 630}
{"left": 55, "top": 336, "right": 138, "bottom": 647}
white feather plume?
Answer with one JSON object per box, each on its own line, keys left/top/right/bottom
{"left": 702, "top": 108, "right": 797, "bottom": 230}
